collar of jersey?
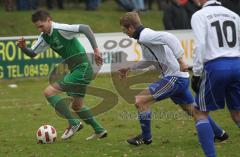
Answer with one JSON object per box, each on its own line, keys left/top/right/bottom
{"left": 203, "top": 0, "right": 221, "bottom": 8}
{"left": 47, "top": 21, "right": 55, "bottom": 36}
{"left": 132, "top": 25, "right": 145, "bottom": 40}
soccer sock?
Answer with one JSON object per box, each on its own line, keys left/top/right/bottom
{"left": 138, "top": 110, "right": 152, "bottom": 140}
{"left": 208, "top": 116, "right": 223, "bottom": 137}
{"left": 46, "top": 95, "right": 80, "bottom": 126}
{"left": 195, "top": 119, "right": 216, "bottom": 157}
{"left": 76, "top": 106, "right": 105, "bottom": 134}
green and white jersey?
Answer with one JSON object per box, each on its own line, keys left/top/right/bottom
{"left": 31, "top": 22, "right": 87, "bottom": 60}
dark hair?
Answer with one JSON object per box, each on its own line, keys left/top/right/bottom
{"left": 32, "top": 10, "right": 52, "bottom": 23}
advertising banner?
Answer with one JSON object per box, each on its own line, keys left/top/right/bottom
{"left": 0, "top": 30, "right": 194, "bottom": 79}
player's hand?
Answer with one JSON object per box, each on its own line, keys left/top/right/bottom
{"left": 178, "top": 57, "right": 189, "bottom": 72}
{"left": 191, "top": 75, "right": 201, "bottom": 93}
{"left": 118, "top": 68, "right": 130, "bottom": 80}
{"left": 16, "top": 37, "right": 26, "bottom": 49}
{"left": 94, "top": 48, "right": 103, "bottom": 66}
{"left": 180, "top": 62, "right": 189, "bottom": 72}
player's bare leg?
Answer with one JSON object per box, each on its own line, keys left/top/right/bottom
{"left": 127, "top": 89, "right": 155, "bottom": 146}
{"left": 229, "top": 110, "right": 240, "bottom": 128}
{"left": 43, "top": 83, "right": 82, "bottom": 140}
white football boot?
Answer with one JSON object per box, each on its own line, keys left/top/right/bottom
{"left": 86, "top": 130, "right": 107, "bottom": 140}
{"left": 61, "top": 122, "right": 83, "bottom": 140}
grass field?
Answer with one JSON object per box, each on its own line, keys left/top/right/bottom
{"left": 0, "top": 74, "right": 239, "bottom": 157}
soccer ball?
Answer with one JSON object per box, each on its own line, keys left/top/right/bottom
{"left": 36, "top": 125, "right": 57, "bottom": 144}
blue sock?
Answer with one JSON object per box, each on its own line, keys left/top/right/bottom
{"left": 138, "top": 110, "right": 152, "bottom": 140}
{"left": 208, "top": 116, "right": 223, "bottom": 137}
{"left": 196, "top": 119, "right": 216, "bottom": 157}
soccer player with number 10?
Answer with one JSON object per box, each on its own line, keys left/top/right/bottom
{"left": 191, "top": 0, "right": 240, "bottom": 156}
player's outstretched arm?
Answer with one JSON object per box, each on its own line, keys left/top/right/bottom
{"left": 78, "top": 24, "right": 103, "bottom": 66}
{"left": 93, "top": 47, "right": 103, "bottom": 66}
{"left": 16, "top": 37, "right": 37, "bottom": 58}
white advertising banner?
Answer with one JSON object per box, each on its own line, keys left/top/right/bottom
{"left": 168, "top": 30, "right": 194, "bottom": 67}
{"left": 79, "top": 32, "right": 143, "bottom": 73}
{"left": 0, "top": 30, "right": 194, "bottom": 79}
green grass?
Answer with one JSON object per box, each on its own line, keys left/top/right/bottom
{"left": 0, "top": 0, "right": 163, "bottom": 37}
{"left": 0, "top": 1, "right": 239, "bottom": 156}
{"left": 0, "top": 75, "right": 239, "bottom": 157}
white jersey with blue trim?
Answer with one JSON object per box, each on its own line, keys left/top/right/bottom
{"left": 136, "top": 28, "right": 189, "bottom": 78}
{"left": 191, "top": 0, "right": 240, "bottom": 76}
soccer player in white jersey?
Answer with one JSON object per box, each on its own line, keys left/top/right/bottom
{"left": 119, "top": 12, "right": 227, "bottom": 146}
{"left": 17, "top": 10, "right": 107, "bottom": 140}
{"left": 191, "top": 0, "right": 240, "bottom": 156}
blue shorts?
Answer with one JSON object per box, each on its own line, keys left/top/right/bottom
{"left": 149, "top": 76, "right": 194, "bottom": 105}
{"left": 195, "top": 57, "right": 240, "bottom": 111}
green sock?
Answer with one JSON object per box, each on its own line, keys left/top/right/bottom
{"left": 46, "top": 95, "right": 80, "bottom": 126}
{"left": 77, "top": 106, "right": 105, "bottom": 134}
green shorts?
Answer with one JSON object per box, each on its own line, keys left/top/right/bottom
{"left": 58, "top": 62, "right": 93, "bottom": 97}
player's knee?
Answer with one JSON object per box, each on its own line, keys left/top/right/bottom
{"left": 71, "top": 100, "right": 83, "bottom": 111}
{"left": 135, "top": 96, "right": 144, "bottom": 109}
{"left": 43, "top": 86, "right": 55, "bottom": 97}
{"left": 43, "top": 86, "right": 57, "bottom": 97}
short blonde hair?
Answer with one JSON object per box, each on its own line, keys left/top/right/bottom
{"left": 120, "top": 12, "right": 142, "bottom": 29}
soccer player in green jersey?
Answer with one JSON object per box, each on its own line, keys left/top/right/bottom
{"left": 17, "top": 10, "right": 107, "bottom": 140}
